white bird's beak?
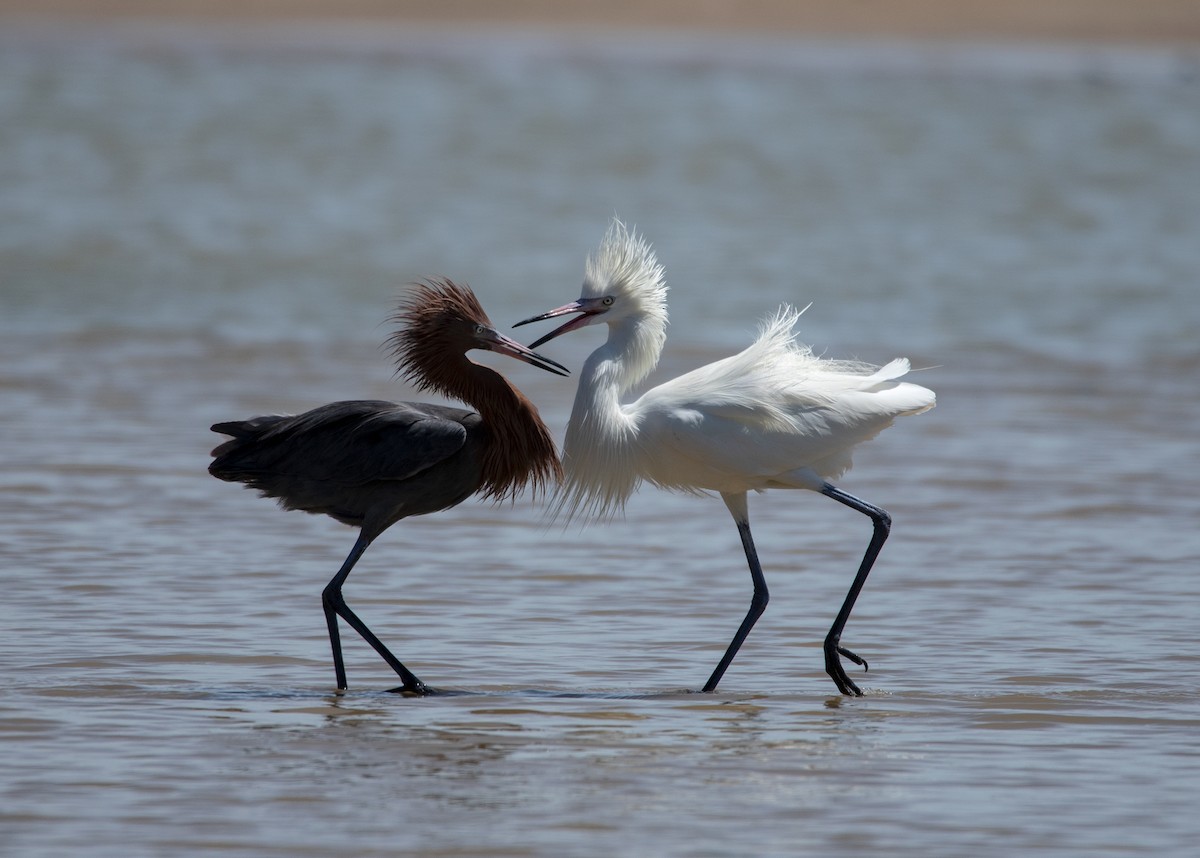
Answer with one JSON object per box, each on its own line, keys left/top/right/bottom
{"left": 514, "top": 298, "right": 609, "bottom": 349}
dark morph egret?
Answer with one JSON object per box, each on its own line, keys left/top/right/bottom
{"left": 516, "top": 222, "right": 934, "bottom": 696}
{"left": 209, "top": 280, "right": 567, "bottom": 694}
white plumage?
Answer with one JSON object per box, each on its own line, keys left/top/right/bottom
{"left": 517, "top": 219, "right": 935, "bottom": 696}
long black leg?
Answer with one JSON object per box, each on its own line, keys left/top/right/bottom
{"left": 322, "top": 532, "right": 428, "bottom": 694}
{"left": 821, "top": 484, "right": 891, "bottom": 696}
{"left": 704, "top": 493, "right": 769, "bottom": 692}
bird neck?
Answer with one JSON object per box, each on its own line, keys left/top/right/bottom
{"left": 605, "top": 313, "right": 666, "bottom": 391}
{"left": 459, "top": 359, "right": 563, "bottom": 503}
{"left": 553, "top": 318, "right": 662, "bottom": 520}
{"left": 571, "top": 312, "right": 666, "bottom": 420}
{"left": 566, "top": 321, "right": 653, "bottom": 447}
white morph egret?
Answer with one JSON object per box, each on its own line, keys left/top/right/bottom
{"left": 516, "top": 221, "right": 934, "bottom": 695}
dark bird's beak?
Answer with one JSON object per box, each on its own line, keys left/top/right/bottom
{"left": 480, "top": 328, "right": 570, "bottom": 376}
{"left": 514, "top": 298, "right": 609, "bottom": 350}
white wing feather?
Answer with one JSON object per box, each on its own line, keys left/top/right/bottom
{"left": 627, "top": 307, "right": 934, "bottom": 493}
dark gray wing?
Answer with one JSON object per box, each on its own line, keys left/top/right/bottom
{"left": 210, "top": 400, "right": 478, "bottom": 488}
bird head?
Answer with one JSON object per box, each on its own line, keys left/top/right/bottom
{"left": 515, "top": 219, "right": 669, "bottom": 349}
{"left": 390, "top": 279, "right": 569, "bottom": 392}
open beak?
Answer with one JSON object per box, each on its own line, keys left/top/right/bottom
{"left": 513, "top": 298, "right": 609, "bottom": 350}
{"left": 480, "top": 327, "right": 570, "bottom": 376}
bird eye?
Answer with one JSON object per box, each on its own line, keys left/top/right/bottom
{"left": 474, "top": 324, "right": 486, "bottom": 335}
{"left": 601, "top": 296, "right": 615, "bottom": 306}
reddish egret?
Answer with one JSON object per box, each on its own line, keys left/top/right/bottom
{"left": 516, "top": 221, "right": 935, "bottom": 696}
{"left": 210, "top": 279, "right": 567, "bottom": 694}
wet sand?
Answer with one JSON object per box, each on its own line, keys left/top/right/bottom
{"left": 3, "top": 0, "right": 1200, "bottom": 44}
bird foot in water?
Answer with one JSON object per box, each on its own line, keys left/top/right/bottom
{"left": 824, "top": 642, "right": 869, "bottom": 697}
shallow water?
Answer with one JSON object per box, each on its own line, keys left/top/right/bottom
{"left": 2, "top": 24, "right": 1199, "bottom": 857}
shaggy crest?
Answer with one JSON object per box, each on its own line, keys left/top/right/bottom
{"left": 578, "top": 220, "right": 670, "bottom": 390}
{"left": 584, "top": 220, "right": 669, "bottom": 326}
{"left": 388, "top": 278, "right": 491, "bottom": 398}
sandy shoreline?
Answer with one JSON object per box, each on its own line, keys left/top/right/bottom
{"left": 3, "top": 0, "right": 1200, "bottom": 45}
